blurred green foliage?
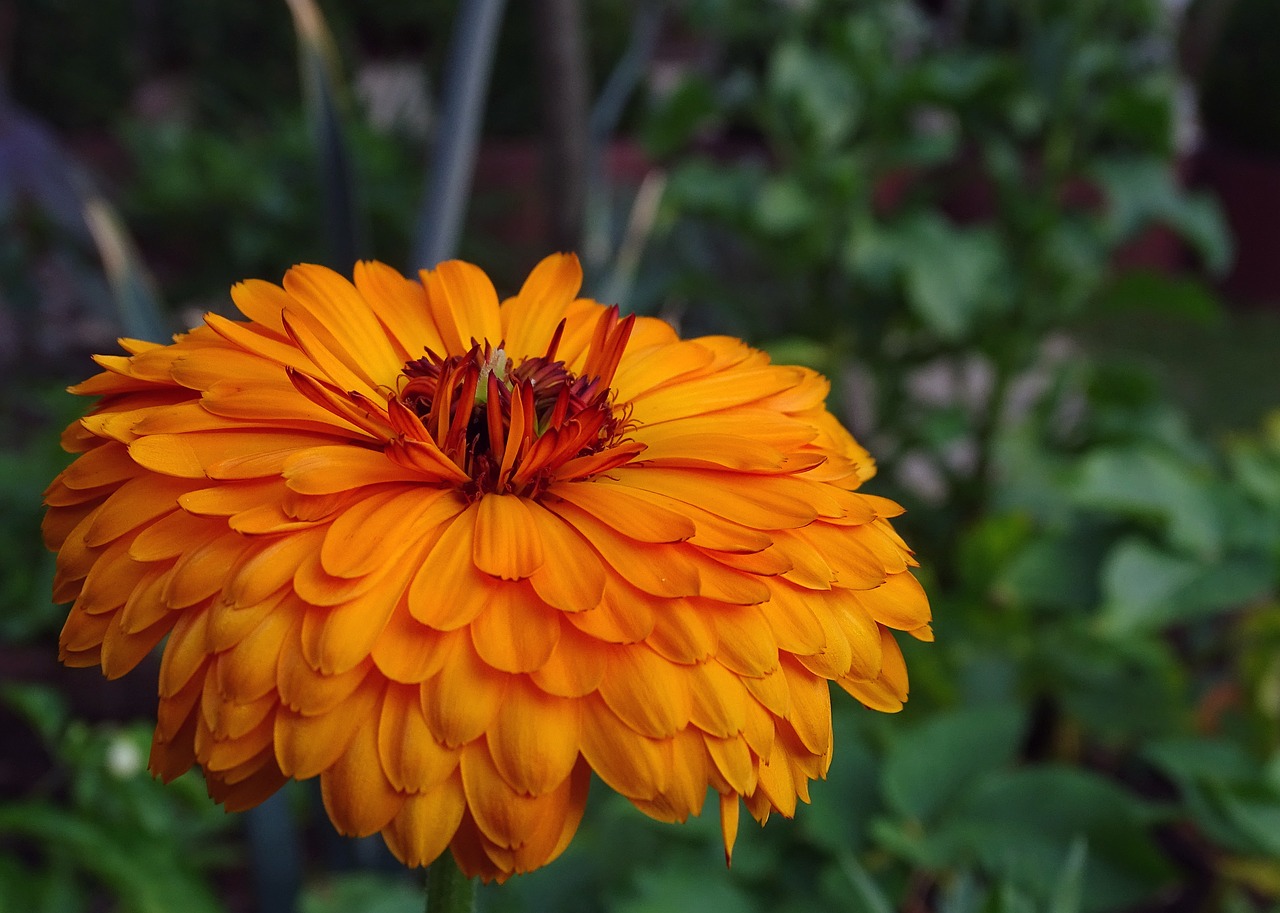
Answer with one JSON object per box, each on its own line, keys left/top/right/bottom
{"left": 0, "top": 684, "right": 234, "bottom": 913}
{"left": 2, "top": 0, "right": 1279, "bottom": 912}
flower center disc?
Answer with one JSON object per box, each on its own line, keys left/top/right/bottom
{"left": 394, "top": 311, "right": 641, "bottom": 500}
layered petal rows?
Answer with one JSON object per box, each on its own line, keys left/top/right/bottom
{"left": 44, "top": 253, "right": 931, "bottom": 881}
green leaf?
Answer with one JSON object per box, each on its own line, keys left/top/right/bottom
{"left": 615, "top": 865, "right": 760, "bottom": 913}
{"left": 643, "top": 76, "right": 719, "bottom": 159}
{"left": 939, "top": 767, "right": 1173, "bottom": 913}
{"left": 1092, "top": 157, "right": 1232, "bottom": 275}
{"left": 1071, "top": 447, "right": 1221, "bottom": 556}
{"left": 1098, "top": 270, "right": 1222, "bottom": 323}
{"left": 838, "top": 853, "right": 896, "bottom": 913}
{"left": 767, "top": 43, "right": 861, "bottom": 151}
{"left": 754, "top": 176, "right": 817, "bottom": 237}
{"left": 300, "top": 873, "right": 422, "bottom": 913}
{"left": 895, "top": 215, "right": 1004, "bottom": 340}
{"left": 1098, "top": 537, "right": 1202, "bottom": 633}
{"left": 881, "top": 705, "right": 1025, "bottom": 823}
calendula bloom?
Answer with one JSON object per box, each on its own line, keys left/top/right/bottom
{"left": 44, "top": 254, "right": 931, "bottom": 881}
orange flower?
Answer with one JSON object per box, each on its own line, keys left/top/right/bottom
{"left": 44, "top": 254, "right": 931, "bottom": 881}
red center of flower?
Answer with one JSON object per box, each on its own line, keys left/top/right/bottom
{"left": 392, "top": 307, "right": 642, "bottom": 499}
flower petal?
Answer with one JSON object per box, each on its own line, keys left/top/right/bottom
{"left": 472, "top": 494, "right": 545, "bottom": 580}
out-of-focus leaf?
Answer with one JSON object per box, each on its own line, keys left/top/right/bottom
{"left": 0, "top": 683, "right": 68, "bottom": 746}
{"left": 0, "top": 804, "right": 225, "bottom": 913}
{"left": 1092, "top": 157, "right": 1232, "bottom": 275}
{"left": 1070, "top": 446, "right": 1221, "bottom": 556}
{"left": 1144, "top": 737, "right": 1280, "bottom": 857}
{"left": 300, "top": 873, "right": 421, "bottom": 913}
{"left": 1098, "top": 537, "right": 1202, "bottom": 633}
{"left": 897, "top": 215, "right": 1004, "bottom": 340}
{"left": 801, "top": 711, "right": 879, "bottom": 852}
{"left": 1041, "top": 629, "right": 1184, "bottom": 742}
{"left": 881, "top": 704, "right": 1025, "bottom": 823}
{"left": 82, "top": 194, "right": 168, "bottom": 343}
{"left": 938, "top": 767, "right": 1173, "bottom": 913}
{"left": 838, "top": 852, "right": 896, "bottom": 913}
{"left": 754, "top": 175, "right": 817, "bottom": 237}
{"left": 286, "top": 0, "right": 363, "bottom": 267}
{"left": 995, "top": 527, "right": 1107, "bottom": 613}
{"left": 767, "top": 42, "right": 861, "bottom": 151}
{"left": 1098, "top": 270, "right": 1222, "bottom": 323}
{"left": 615, "top": 864, "right": 760, "bottom": 913}
{"left": 643, "top": 76, "right": 719, "bottom": 159}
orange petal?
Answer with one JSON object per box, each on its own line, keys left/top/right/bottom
{"left": 321, "top": 486, "right": 464, "bottom": 579}
{"left": 528, "top": 623, "right": 607, "bottom": 697}
{"left": 472, "top": 494, "right": 544, "bottom": 579}
{"left": 274, "top": 676, "right": 379, "bottom": 779}
{"left": 283, "top": 445, "right": 427, "bottom": 495}
{"left": 598, "top": 644, "right": 692, "bottom": 739}
{"left": 579, "top": 696, "right": 669, "bottom": 801}
{"left": 421, "top": 637, "right": 508, "bottom": 748}
{"left": 645, "top": 597, "right": 717, "bottom": 665}
{"left": 470, "top": 584, "right": 561, "bottom": 674}
{"left": 378, "top": 683, "right": 460, "bottom": 793}
{"left": 421, "top": 260, "right": 503, "bottom": 355}
{"left": 383, "top": 773, "right": 467, "bottom": 867}
{"left": 320, "top": 700, "right": 404, "bottom": 837}
{"left": 408, "top": 505, "right": 500, "bottom": 631}
{"left": 499, "top": 253, "right": 582, "bottom": 360}
{"left": 353, "top": 259, "right": 445, "bottom": 361}
{"left": 719, "top": 793, "right": 741, "bottom": 865}
{"left": 371, "top": 607, "right": 457, "bottom": 684}
{"left": 486, "top": 675, "right": 581, "bottom": 796}
{"left": 525, "top": 501, "right": 605, "bottom": 613}
{"left": 548, "top": 481, "right": 695, "bottom": 544}
{"left": 689, "top": 660, "right": 748, "bottom": 738}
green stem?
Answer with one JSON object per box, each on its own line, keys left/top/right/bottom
{"left": 425, "top": 854, "right": 476, "bottom": 913}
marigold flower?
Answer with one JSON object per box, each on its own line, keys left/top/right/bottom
{"left": 44, "top": 254, "right": 931, "bottom": 881}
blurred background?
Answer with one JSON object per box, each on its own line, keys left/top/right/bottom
{"left": 2, "top": 0, "right": 1280, "bottom": 910}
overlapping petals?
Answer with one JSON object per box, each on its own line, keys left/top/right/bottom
{"left": 44, "top": 253, "right": 931, "bottom": 881}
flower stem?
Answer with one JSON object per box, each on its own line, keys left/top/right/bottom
{"left": 425, "top": 854, "right": 476, "bottom": 913}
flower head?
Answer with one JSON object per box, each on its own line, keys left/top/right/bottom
{"left": 44, "top": 254, "right": 931, "bottom": 881}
